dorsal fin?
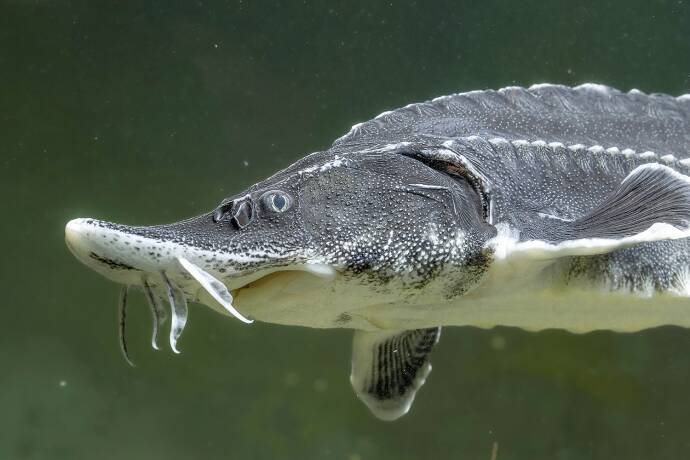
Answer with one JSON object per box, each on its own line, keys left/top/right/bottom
{"left": 333, "top": 84, "right": 690, "bottom": 157}
{"left": 350, "top": 328, "right": 440, "bottom": 421}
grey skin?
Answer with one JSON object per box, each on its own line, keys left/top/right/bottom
{"left": 66, "top": 84, "right": 690, "bottom": 420}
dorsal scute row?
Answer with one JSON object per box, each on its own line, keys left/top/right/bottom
{"left": 333, "top": 84, "right": 690, "bottom": 157}
{"left": 483, "top": 136, "right": 690, "bottom": 168}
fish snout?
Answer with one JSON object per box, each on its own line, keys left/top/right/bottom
{"left": 64, "top": 216, "right": 254, "bottom": 319}
{"left": 65, "top": 217, "right": 254, "bottom": 362}
{"left": 65, "top": 218, "right": 166, "bottom": 285}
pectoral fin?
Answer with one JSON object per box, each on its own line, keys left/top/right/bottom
{"left": 350, "top": 327, "right": 441, "bottom": 421}
{"left": 494, "top": 164, "right": 690, "bottom": 261}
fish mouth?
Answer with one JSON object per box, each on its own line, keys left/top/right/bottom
{"left": 65, "top": 217, "right": 336, "bottom": 365}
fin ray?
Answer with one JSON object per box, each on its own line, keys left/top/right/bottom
{"left": 350, "top": 327, "right": 440, "bottom": 421}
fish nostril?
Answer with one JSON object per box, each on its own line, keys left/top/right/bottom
{"left": 232, "top": 200, "right": 254, "bottom": 229}
{"left": 212, "top": 196, "right": 257, "bottom": 228}
{"left": 212, "top": 200, "right": 234, "bottom": 223}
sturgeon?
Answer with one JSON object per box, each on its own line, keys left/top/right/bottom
{"left": 65, "top": 83, "right": 690, "bottom": 420}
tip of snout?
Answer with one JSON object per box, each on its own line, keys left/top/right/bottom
{"left": 64, "top": 217, "right": 144, "bottom": 284}
{"left": 64, "top": 217, "right": 185, "bottom": 286}
{"left": 65, "top": 217, "right": 86, "bottom": 236}
{"left": 65, "top": 217, "right": 83, "bottom": 234}
{"left": 65, "top": 218, "right": 90, "bottom": 255}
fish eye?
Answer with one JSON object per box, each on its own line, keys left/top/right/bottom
{"left": 263, "top": 191, "right": 291, "bottom": 213}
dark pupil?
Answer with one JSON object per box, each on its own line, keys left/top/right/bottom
{"left": 272, "top": 194, "right": 286, "bottom": 210}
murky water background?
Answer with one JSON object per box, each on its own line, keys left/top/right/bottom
{"left": 1, "top": 1, "right": 690, "bottom": 459}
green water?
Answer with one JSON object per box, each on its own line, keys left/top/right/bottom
{"left": 2, "top": 1, "right": 690, "bottom": 459}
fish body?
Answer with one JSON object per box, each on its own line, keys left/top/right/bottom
{"left": 65, "top": 84, "right": 690, "bottom": 420}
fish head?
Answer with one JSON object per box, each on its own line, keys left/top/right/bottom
{"left": 65, "top": 147, "right": 496, "bottom": 339}
{"left": 64, "top": 159, "right": 321, "bottom": 324}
